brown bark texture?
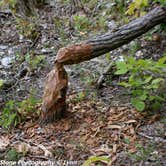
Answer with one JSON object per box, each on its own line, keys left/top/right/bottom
{"left": 40, "top": 6, "right": 166, "bottom": 125}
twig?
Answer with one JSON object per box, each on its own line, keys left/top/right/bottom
{"left": 28, "top": 155, "right": 49, "bottom": 160}
{"left": 96, "top": 57, "right": 118, "bottom": 89}
{"left": 137, "top": 132, "right": 166, "bottom": 143}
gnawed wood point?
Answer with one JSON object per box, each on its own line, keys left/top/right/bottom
{"left": 39, "top": 62, "right": 68, "bottom": 125}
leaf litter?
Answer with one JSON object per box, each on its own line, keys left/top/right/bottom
{"left": 1, "top": 94, "right": 165, "bottom": 165}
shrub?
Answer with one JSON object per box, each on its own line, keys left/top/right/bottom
{"left": 114, "top": 55, "right": 166, "bottom": 111}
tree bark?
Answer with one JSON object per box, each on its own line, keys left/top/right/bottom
{"left": 40, "top": 6, "right": 166, "bottom": 125}
{"left": 56, "top": 6, "right": 166, "bottom": 65}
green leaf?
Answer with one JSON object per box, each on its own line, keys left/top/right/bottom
{"left": 152, "top": 78, "right": 164, "bottom": 84}
{"left": 132, "top": 90, "right": 147, "bottom": 100}
{"left": 131, "top": 98, "right": 145, "bottom": 111}
{"left": 118, "top": 82, "right": 131, "bottom": 87}
{"left": 0, "top": 79, "right": 4, "bottom": 88}
{"left": 151, "top": 101, "right": 161, "bottom": 110}
{"left": 124, "top": 138, "right": 130, "bottom": 144}
{"left": 6, "top": 148, "right": 19, "bottom": 161}
{"left": 115, "top": 69, "right": 128, "bottom": 75}
{"left": 126, "top": 2, "right": 135, "bottom": 15}
{"left": 106, "top": 53, "right": 111, "bottom": 61}
{"left": 129, "top": 75, "right": 144, "bottom": 86}
{"left": 151, "top": 78, "right": 164, "bottom": 89}
{"left": 158, "top": 56, "right": 166, "bottom": 64}
{"left": 149, "top": 95, "right": 165, "bottom": 102}
{"left": 139, "top": 94, "right": 147, "bottom": 101}
{"left": 115, "top": 61, "right": 128, "bottom": 75}
{"left": 143, "top": 76, "right": 152, "bottom": 84}
{"left": 83, "top": 156, "right": 110, "bottom": 166}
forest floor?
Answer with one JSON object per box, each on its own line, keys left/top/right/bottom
{"left": 0, "top": 3, "right": 166, "bottom": 166}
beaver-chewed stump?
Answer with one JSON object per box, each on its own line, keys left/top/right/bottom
{"left": 39, "top": 6, "right": 166, "bottom": 125}
{"left": 39, "top": 62, "right": 68, "bottom": 125}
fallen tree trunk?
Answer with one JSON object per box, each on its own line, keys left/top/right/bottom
{"left": 40, "top": 6, "right": 166, "bottom": 125}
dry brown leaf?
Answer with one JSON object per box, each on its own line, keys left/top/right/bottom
{"left": 38, "top": 144, "right": 53, "bottom": 157}
{"left": 16, "top": 142, "right": 31, "bottom": 154}
{"left": 112, "top": 144, "right": 117, "bottom": 154}
{"left": 115, "top": 112, "right": 125, "bottom": 118}
{"left": 108, "top": 108, "right": 116, "bottom": 113}
{"left": 110, "top": 155, "right": 117, "bottom": 165}
{"left": 63, "top": 121, "right": 71, "bottom": 131}
{"left": 125, "top": 120, "right": 137, "bottom": 124}
{"left": 95, "top": 146, "right": 111, "bottom": 155}
{"left": 130, "top": 127, "right": 135, "bottom": 135}
{"left": 108, "top": 125, "right": 122, "bottom": 129}
{"left": 80, "top": 135, "right": 88, "bottom": 142}
{"left": 86, "top": 137, "right": 97, "bottom": 145}
{"left": 128, "top": 147, "right": 137, "bottom": 153}
{"left": 0, "top": 136, "right": 10, "bottom": 151}
{"left": 84, "top": 117, "right": 93, "bottom": 124}
{"left": 117, "top": 107, "right": 128, "bottom": 111}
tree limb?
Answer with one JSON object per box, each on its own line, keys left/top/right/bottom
{"left": 56, "top": 6, "right": 166, "bottom": 65}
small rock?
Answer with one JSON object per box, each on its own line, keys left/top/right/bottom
{"left": 135, "top": 50, "right": 143, "bottom": 58}
{"left": 19, "top": 34, "right": 24, "bottom": 42}
{"left": 0, "top": 45, "right": 8, "bottom": 50}
{"left": 1, "top": 57, "right": 13, "bottom": 68}
{"left": 0, "top": 65, "right": 3, "bottom": 69}
{"left": 107, "top": 20, "right": 117, "bottom": 31}
{"left": 8, "top": 48, "right": 14, "bottom": 56}
{"left": 116, "top": 56, "right": 125, "bottom": 62}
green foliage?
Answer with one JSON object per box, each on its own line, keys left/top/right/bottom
{"left": 154, "top": 0, "right": 166, "bottom": 6}
{"left": 114, "top": 0, "right": 126, "bottom": 14}
{"left": 73, "top": 15, "right": 91, "bottom": 32}
{"left": 124, "top": 138, "right": 131, "bottom": 144}
{"left": 16, "top": 18, "right": 39, "bottom": 40}
{"left": 126, "top": 0, "right": 148, "bottom": 16}
{"left": 82, "top": 0, "right": 98, "bottom": 10}
{"left": 126, "top": 0, "right": 166, "bottom": 17}
{"left": 0, "top": 100, "right": 18, "bottom": 129}
{"left": 25, "top": 54, "right": 46, "bottom": 71}
{"left": 17, "top": 95, "right": 41, "bottom": 117}
{"left": 0, "top": 0, "right": 17, "bottom": 8}
{"left": 69, "top": 91, "right": 87, "bottom": 103}
{"left": 6, "top": 148, "right": 19, "bottom": 161}
{"left": 130, "top": 41, "right": 141, "bottom": 55}
{"left": 131, "top": 98, "right": 146, "bottom": 111}
{"left": 115, "top": 55, "right": 166, "bottom": 111}
{"left": 83, "top": 155, "right": 111, "bottom": 166}
{"left": 76, "top": 91, "right": 86, "bottom": 102}
{"left": 128, "top": 143, "right": 156, "bottom": 162}
{"left": 54, "top": 17, "right": 69, "bottom": 43}
{"left": 1, "top": 0, "right": 39, "bottom": 40}
{"left": 160, "top": 116, "right": 166, "bottom": 124}
{"left": 0, "top": 79, "right": 4, "bottom": 88}
{"left": 0, "top": 95, "right": 41, "bottom": 130}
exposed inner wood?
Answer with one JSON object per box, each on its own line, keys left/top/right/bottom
{"left": 40, "top": 63, "right": 68, "bottom": 124}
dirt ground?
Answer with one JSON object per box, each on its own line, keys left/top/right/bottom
{"left": 0, "top": 3, "right": 166, "bottom": 166}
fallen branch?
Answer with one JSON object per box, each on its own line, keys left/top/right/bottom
{"left": 97, "top": 57, "right": 118, "bottom": 89}
{"left": 39, "top": 6, "right": 166, "bottom": 125}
